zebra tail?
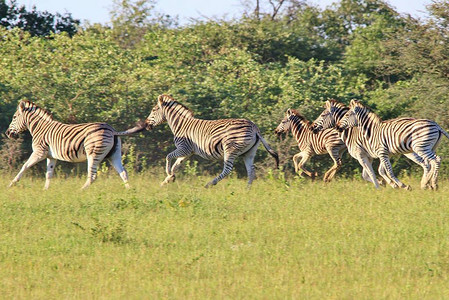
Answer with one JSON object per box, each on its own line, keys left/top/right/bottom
{"left": 257, "top": 132, "right": 279, "bottom": 169}
{"left": 115, "top": 120, "right": 147, "bottom": 136}
{"left": 441, "top": 126, "right": 449, "bottom": 140}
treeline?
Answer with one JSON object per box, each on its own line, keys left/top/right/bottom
{"left": 1, "top": 0, "right": 449, "bottom": 178}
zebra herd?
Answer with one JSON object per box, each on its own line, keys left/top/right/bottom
{"left": 4, "top": 95, "right": 449, "bottom": 190}
{"left": 311, "top": 99, "right": 449, "bottom": 190}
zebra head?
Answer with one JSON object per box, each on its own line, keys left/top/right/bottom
{"left": 145, "top": 104, "right": 165, "bottom": 130}
{"left": 5, "top": 101, "right": 31, "bottom": 139}
{"left": 336, "top": 100, "right": 359, "bottom": 132}
{"left": 145, "top": 95, "right": 169, "bottom": 130}
{"left": 312, "top": 99, "right": 349, "bottom": 133}
{"left": 275, "top": 109, "right": 294, "bottom": 135}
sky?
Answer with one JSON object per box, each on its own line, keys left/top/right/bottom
{"left": 14, "top": 0, "right": 431, "bottom": 25}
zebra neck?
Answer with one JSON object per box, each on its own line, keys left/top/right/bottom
{"left": 333, "top": 108, "right": 349, "bottom": 123}
{"left": 357, "top": 110, "right": 381, "bottom": 139}
{"left": 291, "top": 119, "right": 312, "bottom": 146}
{"left": 165, "top": 111, "right": 195, "bottom": 135}
{"left": 26, "top": 112, "right": 60, "bottom": 138}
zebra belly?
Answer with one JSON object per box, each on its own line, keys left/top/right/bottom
{"left": 48, "top": 146, "right": 87, "bottom": 162}
{"left": 194, "top": 150, "right": 223, "bottom": 161}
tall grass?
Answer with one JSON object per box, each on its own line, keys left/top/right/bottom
{"left": 1, "top": 173, "right": 449, "bottom": 299}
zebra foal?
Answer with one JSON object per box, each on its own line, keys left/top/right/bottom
{"left": 145, "top": 94, "right": 279, "bottom": 187}
{"left": 275, "top": 108, "right": 346, "bottom": 181}
{"left": 5, "top": 100, "right": 145, "bottom": 189}
{"left": 337, "top": 100, "right": 449, "bottom": 190}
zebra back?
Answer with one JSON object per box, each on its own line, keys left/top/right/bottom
{"left": 278, "top": 109, "right": 343, "bottom": 155}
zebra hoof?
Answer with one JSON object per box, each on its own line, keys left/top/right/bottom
{"left": 405, "top": 185, "right": 412, "bottom": 191}
{"left": 205, "top": 181, "right": 216, "bottom": 188}
{"left": 389, "top": 183, "right": 399, "bottom": 189}
{"left": 161, "top": 175, "right": 175, "bottom": 186}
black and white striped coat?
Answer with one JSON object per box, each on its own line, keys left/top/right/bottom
{"left": 336, "top": 100, "right": 449, "bottom": 190}
{"left": 145, "top": 94, "right": 279, "bottom": 187}
{"left": 275, "top": 109, "right": 346, "bottom": 181}
{"left": 5, "top": 100, "right": 145, "bottom": 189}
{"left": 312, "top": 99, "right": 431, "bottom": 189}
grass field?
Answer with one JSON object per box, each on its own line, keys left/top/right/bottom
{"left": 1, "top": 172, "right": 449, "bottom": 299}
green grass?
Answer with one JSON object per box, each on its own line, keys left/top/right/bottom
{"left": 1, "top": 172, "right": 449, "bottom": 299}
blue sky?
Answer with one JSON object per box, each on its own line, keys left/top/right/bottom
{"left": 15, "top": 0, "right": 431, "bottom": 25}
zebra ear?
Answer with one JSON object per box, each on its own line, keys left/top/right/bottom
{"left": 18, "top": 101, "right": 27, "bottom": 112}
{"left": 157, "top": 95, "right": 164, "bottom": 107}
{"left": 349, "top": 99, "right": 358, "bottom": 108}
{"left": 325, "top": 100, "right": 331, "bottom": 109}
{"left": 286, "top": 108, "right": 292, "bottom": 115}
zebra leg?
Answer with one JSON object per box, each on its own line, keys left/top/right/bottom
{"left": 82, "top": 152, "right": 111, "bottom": 189}
{"left": 171, "top": 156, "right": 189, "bottom": 173}
{"left": 205, "top": 155, "right": 236, "bottom": 188}
{"left": 323, "top": 147, "right": 343, "bottom": 182}
{"left": 108, "top": 143, "right": 130, "bottom": 189}
{"left": 292, "top": 153, "right": 302, "bottom": 174}
{"left": 356, "top": 156, "right": 380, "bottom": 189}
{"left": 44, "top": 158, "right": 57, "bottom": 190}
{"left": 362, "top": 168, "right": 375, "bottom": 184}
{"left": 242, "top": 141, "right": 260, "bottom": 187}
{"left": 294, "top": 152, "right": 316, "bottom": 179}
{"left": 414, "top": 148, "right": 440, "bottom": 190}
{"left": 378, "top": 154, "right": 411, "bottom": 190}
{"left": 430, "top": 155, "right": 441, "bottom": 190}
{"left": 163, "top": 156, "right": 190, "bottom": 184}
{"left": 378, "top": 164, "right": 398, "bottom": 188}
{"left": 162, "top": 149, "right": 191, "bottom": 186}
{"left": 9, "top": 152, "right": 46, "bottom": 188}
{"left": 82, "top": 156, "right": 98, "bottom": 189}
{"left": 404, "top": 153, "right": 430, "bottom": 189}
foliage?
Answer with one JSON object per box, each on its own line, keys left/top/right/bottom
{"left": 0, "top": 0, "right": 79, "bottom": 36}
{"left": 0, "top": 0, "right": 449, "bottom": 178}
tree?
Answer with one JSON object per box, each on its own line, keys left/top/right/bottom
{"left": 109, "top": 0, "right": 176, "bottom": 48}
{"left": 0, "top": 0, "right": 79, "bottom": 36}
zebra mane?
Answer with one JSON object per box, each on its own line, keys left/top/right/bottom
{"left": 350, "top": 100, "right": 382, "bottom": 123}
{"left": 159, "top": 94, "right": 195, "bottom": 118}
{"left": 289, "top": 109, "right": 312, "bottom": 127}
{"left": 20, "top": 100, "right": 54, "bottom": 121}
{"left": 328, "top": 99, "right": 348, "bottom": 110}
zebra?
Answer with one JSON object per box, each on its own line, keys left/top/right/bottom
{"left": 311, "top": 99, "right": 431, "bottom": 189}
{"left": 145, "top": 94, "right": 279, "bottom": 187}
{"left": 5, "top": 100, "right": 146, "bottom": 189}
{"left": 274, "top": 108, "right": 346, "bottom": 182}
{"left": 335, "top": 100, "right": 449, "bottom": 190}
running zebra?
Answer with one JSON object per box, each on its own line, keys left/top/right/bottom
{"left": 5, "top": 100, "right": 146, "bottom": 189}
{"left": 312, "top": 99, "right": 430, "bottom": 189}
{"left": 145, "top": 94, "right": 279, "bottom": 187}
{"left": 274, "top": 108, "right": 346, "bottom": 182}
{"left": 336, "top": 100, "right": 449, "bottom": 190}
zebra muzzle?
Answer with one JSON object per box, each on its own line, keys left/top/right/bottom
{"left": 5, "top": 129, "right": 18, "bottom": 139}
{"left": 312, "top": 126, "right": 321, "bottom": 134}
{"left": 145, "top": 122, "right": 154, "bottom": 130}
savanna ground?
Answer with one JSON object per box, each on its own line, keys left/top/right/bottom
{"left": 1, "top": 171, "right": 449, "bottom": 299}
